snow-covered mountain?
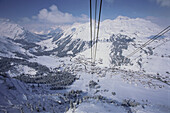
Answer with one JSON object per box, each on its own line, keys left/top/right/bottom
{"left": 0, "top": 36, "right": 31, "bottom": 58}
{"left": 0, "top": 19, "right": 51, "bottom": 77}
{"left": 0, "top": 16, "right": 170, "bottom": 113}
{"left": 1, "top": 16, "right": 170, "bottom": 76}
{"left": 0, "top": 19, "right": 45, "bottom": 42}
{"left": 37, "top": 16, "right": 162, "bottom": 57}
{"left": 1, "top": 16, "right": 169, "bottom": 74}
{"left": 35, "top": 16, "right": 170, "bottom": 76}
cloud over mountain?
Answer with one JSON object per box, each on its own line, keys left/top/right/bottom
{"left": 37, "top": 5, "right": 88, "bottom": 24}
{"left": 18, "top": 4, "right": 89, "bottom": 33}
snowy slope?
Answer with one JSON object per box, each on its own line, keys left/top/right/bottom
{"left": 30, "top": 15, "right": 170, "bottom": 76}
{"left": 0, "top": 74, "right": 72, "bottom": 113}
{"left": 0, "top": 19, "right": 50, "bottom": 77}
{"left": 0, "top": 19, "right": 44, "bottom": 42}
{"left": 78, "top": 33, "right": 170, "bottom": 76}
{"left": 37, "top": 16, "right": 163, "bottom": 59}
{"left": 67, "top": 64, "right": 170, "bottom": 113}
{"left": 0, "top": 19, "right": 56, "bottom": 58}
{"left": 58, "top": 16, "right": 161, "bottom": 42}
{"left": 100, "top": 16, "right": 161, "bottom": 40}
{"left": 0, "top": 36, "right": 32, "bottom": 58}
{"left": 69, "top": 16, "right": 170, "bottom": 76}
{"left": 0, "top": 19, "right": 25, "bottom": 39}
{"left": 37, "top": 31, "right": 91, "bottom": 57}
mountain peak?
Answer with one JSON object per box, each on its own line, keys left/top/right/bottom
{"left": 0, "top": 18, "right": 25, "bottom": 39}
{"left": 115, "top": 16, "right": 130, "bottom": 20}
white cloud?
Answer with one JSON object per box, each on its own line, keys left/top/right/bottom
{"left": 152, "top": 0, "right": 170, "bottom": 7}
{"left": 105, "top": 0, "right": 114, "bottom": 3}
{"left": 18, "top": 5, "right": 88, "bottom": 33}
{"left": 37, "top": 5, "right": 88, "bottom": 24}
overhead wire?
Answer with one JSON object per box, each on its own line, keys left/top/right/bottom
{"left": 130, "top": 38, "right": 170, "bottom": 65}
{"left": 88, "top": 1, "right": 169, "bottom": 69}
{"left": 127, "top": 26, "right": 170, "bottom": 58}
{"left": 93, "top": 0, "right": 98, "bottom": 43}
{"left": 93, "top": 0, "right": 98, "bottom": 62}
{"left": 90, "top": 0, "right": 93, "bottom": 63}
{"left": 94, "top": 0, "right": 103, "bottom": 63}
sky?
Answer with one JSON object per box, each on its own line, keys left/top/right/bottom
{"left": 0, "top": 0, "right": 170, "bottom": 32}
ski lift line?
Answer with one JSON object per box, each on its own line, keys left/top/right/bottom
{"left": 127, "top": 28, "right": 170, "bottom": 58}
{"left": 93, "top": 0, "right": 98, "bottom": 43}
{"left": 145, "top": 28, "right": 170, "bottom": 47}
{"left": 127, "top": 31, "right": 170, "bottom": 60}
{"left": 130, "top": 39, "right": 170, "bottom": 64}
{"left": 90, "top": 0, "right": 93, "bottom": 62}
{"left": 140, "top": 27, "right": 170, "bottom": 53}
{"left": 94, "top": 0, "right": 103, "bottom": 62}
{"left": 92, "top": 0, "right": 98, "bottom": 64}
{"left": 93, "top": 0, "right": 98, "bottom": 61}
{"left": 127, "top": 26, "right": 170, "bottom": 58}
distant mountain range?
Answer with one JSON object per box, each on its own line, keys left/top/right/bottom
{"left": 0, "top": 16, "right": 170, "bottom": 77}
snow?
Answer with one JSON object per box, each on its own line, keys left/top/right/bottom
{"left": 121, "top": 37, "right": 170, "bottom": 76}
{"left": 67, "top": 51, "right": 73, "bottom": 55}
{"left": 70, "top": 68, "right": 169, "bottom": 105}
{"left": 68, "top": 101, "right": 127, "bottom": 113}
{"left": 58, "top": 16, "right": 161, "bottom": 42}
{"left": 29, "top": 56, "right": 59, "bottom": 68}
{"left": 0, "top": 19, "right": 25, "bottom": 39}
{"left": 7, "top": 65, "right": 37, "bottom": 77}
{"left": 66, "top": 61, "right": 169, "bottom": 112}
{"left": 0, "top": 36, "right": 32, "bottom": 58}
{"left": 29, "top": 55, "right": 71, "bottom": 69}
{"left": 0, "top": 75, "right": 70, "bottom": 113}
{"left": 77, "top": 41, "right": 112, "bottom": 67}
{"left": 37, "top": 38, "right": 57, "bottom": 51}
{"left": 0, "top": 16, "right": 170, "bottom": 113}
{"left": 26, "top": 16, "right": 170, "bottom": 112}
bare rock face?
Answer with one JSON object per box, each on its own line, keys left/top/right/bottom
{"left": 89, "top": 80, "right": 98, "bottom": 89}
{"left": 109, "top": 34, "right": 133, "bottom": 66}
{"left": 112, "top": 92, "right": 116, "bottom": 96}
{"left": 122, "top": 99, "right": 140, "bottom": 107}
